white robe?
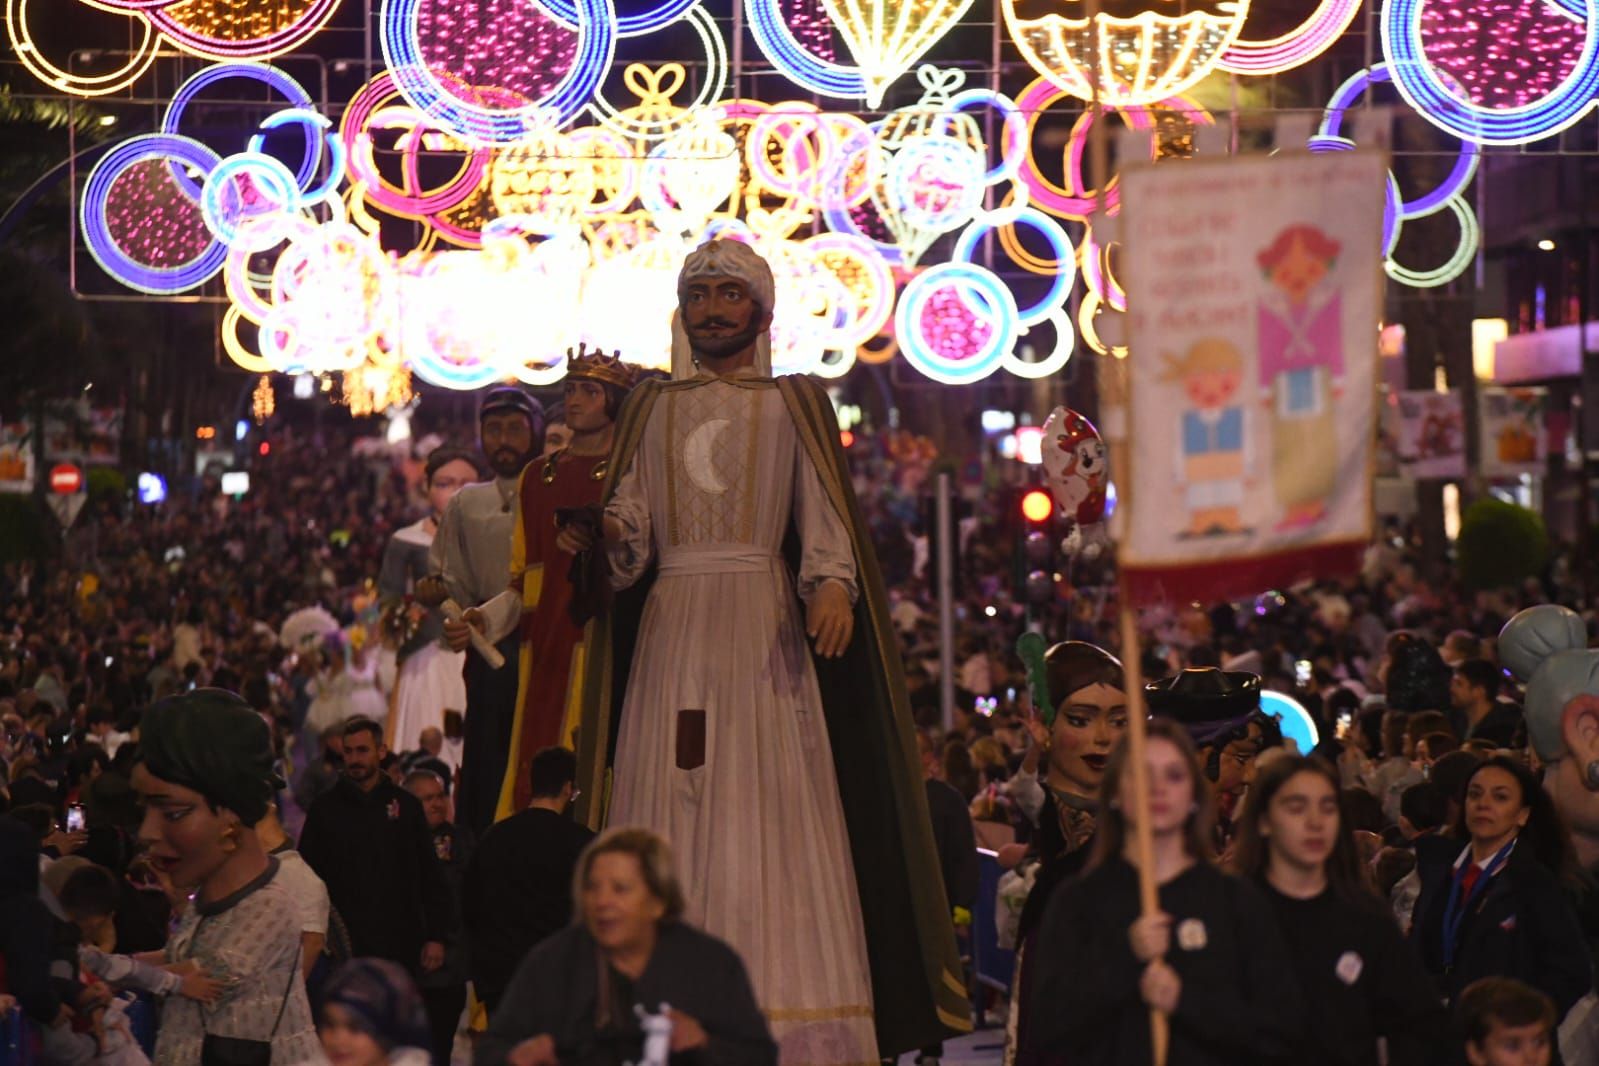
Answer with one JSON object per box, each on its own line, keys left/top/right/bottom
{"left": 605, "top": 373, "right": 879, "bottom": 1065}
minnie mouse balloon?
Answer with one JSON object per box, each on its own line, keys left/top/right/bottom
{"left": 1040, "top": 406, "right": 1110, "bottom": 558}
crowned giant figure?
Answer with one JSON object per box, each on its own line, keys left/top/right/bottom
{"left": 564, "top": 239, "right": 970, "bottom": 1062}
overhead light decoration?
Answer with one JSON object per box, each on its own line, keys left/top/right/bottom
{"left": 821, "top": 0, "right": 978, "bottom": 107}
{"left": 1310, "top": 64, "right": 1480, "bottom": 287}
{"left": 1381, "top": 0, "right": 1599, "bottom": 144}
{"left": 7, "top": 0, "right": 343, "bottom": 93}
{"left": 53, "top": 0, "right": 1595, "bottom": 386}
{"left": 1004, "top": 0, "right": 1254, "bottom": 106}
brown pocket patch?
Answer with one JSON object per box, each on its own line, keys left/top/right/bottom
{"left": 675, "top": 710, "right": 706, "bottom": 770}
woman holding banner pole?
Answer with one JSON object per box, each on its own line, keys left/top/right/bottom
{"left": 1027, "top": 718, "right": 1302, "bottom": 1066}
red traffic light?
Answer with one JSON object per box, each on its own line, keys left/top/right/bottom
{"left": 1020, "top": 489, "right": 1054, "bottom": 524}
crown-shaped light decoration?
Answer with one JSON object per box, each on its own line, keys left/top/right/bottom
{"left": 566, "top": 342, "right": 641, "bottom": 390}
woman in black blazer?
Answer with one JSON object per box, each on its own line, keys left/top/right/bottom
{"left": 1411, "top": 756, "right": 1591, "bottom": 1041}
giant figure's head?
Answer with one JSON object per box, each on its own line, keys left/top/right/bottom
{"left": 671, "top": 239, "right": 776, "bottom": 378}
{"left": 1498, "top": 605, "right": 1599, "bottom": 852}
{"left": 478, "top": 386, "right": 546, "bottom": 479}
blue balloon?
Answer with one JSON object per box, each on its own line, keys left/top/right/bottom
{"left": 1261, "top": 691, "right": 1319, "bottom": 755}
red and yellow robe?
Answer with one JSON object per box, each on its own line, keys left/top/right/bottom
{"left": 494, "top": 451, "right": 606, "bottom": 820}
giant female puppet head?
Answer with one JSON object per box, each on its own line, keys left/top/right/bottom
{"left": 1499, "top": 605, "right": 1599, "bottom": 862}
{"left": 670, "top": 239, "right": 776, "bottom": 379}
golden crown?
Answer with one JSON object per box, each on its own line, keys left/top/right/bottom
{"left": 566, "top": 343, "right": 639, "bottom": 390}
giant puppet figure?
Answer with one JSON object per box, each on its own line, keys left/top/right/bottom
{"left": 449, "top": 346, "right": 640, "bottom": 819}
{"left": 562, "top": 239, "right": 970, "bottom": 1062}
{"left": 419, "top": 387, "right": 545, "bottom": 835}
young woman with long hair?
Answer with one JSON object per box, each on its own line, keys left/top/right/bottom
{"left": 1410, "top": 756, "right": 1590, "bottom": 1043}
{"left": 1232, "top": 754, "right": 1445, "bottom": 1065}
{"left": 1027, "top": 719, "right": 1301, "bottom": 1066}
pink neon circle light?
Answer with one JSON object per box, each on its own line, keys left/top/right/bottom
{"left": 416, "top": 0, "right": 579, "bottom": 112}
{"left": 1418, "top": 0, "right": 1582, "bottom": 109}
{"left": 1015, "top": 79, "right": 1213, "bottom": 221}
{"left": 103, "top": 157, "right": 213, "bottom": 270}
{"left": 78, "top": 0, "right": 179, "bottom": 9}
{"left": 341, "top": 73, "right": 493, "bottom": 218}
{"left": 1218, "top": 0, "right": 1363, "bottom": 75}
{"left": 918, "top": 284, "right": 995, "bottom": 363}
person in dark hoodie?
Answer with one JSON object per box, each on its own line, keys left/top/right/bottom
{"left": 0, "top": 812, "right": 91, "bottom": 1061}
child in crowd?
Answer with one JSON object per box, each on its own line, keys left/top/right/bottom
{"left": 61, "top": 865, "right": 219, "bottom": 997}
{"left": 1457, "top": 977, "right": 1555, "bottom": 1066}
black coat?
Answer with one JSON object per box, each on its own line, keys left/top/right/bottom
{"left": 297, "top": 776, "right": 451, "bottom": 971}
{"left": 924, "top": 779, "right": 978, "bottom": 912}
{"left": 0, "top": 815, "right": 61, "bottom": 1025}
{"left": 1030, "top": 858, "right": 1304, "bottom": 1066}
{"left": 1261, "top": 883, "right": 1446, "bottom": 1066}
{"left": 1412, "top": 841, "right": 1592, "bottom": 1018}
{"left": 463, "top": 807, "right": 595, "bottom": 1012}
{"left": 476, "top": 921, "right": 777, "bottom": 1066}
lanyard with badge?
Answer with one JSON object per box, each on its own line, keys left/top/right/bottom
{"left": 1441, "top": 838, "right": 1515, "bottom": 971}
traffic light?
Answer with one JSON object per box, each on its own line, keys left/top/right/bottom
{"left": 1013, "top": 486, "right": 1058, "bottom": 607}
{"left": 1020, "top": 489, "right": 1053, "bottom": 524}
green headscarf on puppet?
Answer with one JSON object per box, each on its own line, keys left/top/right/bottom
{"left": 139, "top": 688, "right": 281, "bottom": 826}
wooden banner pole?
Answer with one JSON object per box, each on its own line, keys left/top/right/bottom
{"left": 1118, "top": 591, "right": 1168, "bottom": 1066}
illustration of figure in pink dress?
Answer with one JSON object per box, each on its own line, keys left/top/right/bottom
{"left": 1257, "top": 224, "right": 1343, "bottom": 532}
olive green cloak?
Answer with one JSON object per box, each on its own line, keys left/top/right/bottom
{"left": 574, "top": 372, "right": 972, "bottom": 1055}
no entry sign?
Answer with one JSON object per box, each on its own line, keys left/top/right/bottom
{"left": 49, "top": 463, "right": 83, "bottom": 495}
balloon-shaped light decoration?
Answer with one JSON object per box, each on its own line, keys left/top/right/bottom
{"left": 868, "top": 68, "right": 989, "bottom": 267}
{"left": 1040, "top": 406, "right": 1111, "bottom": 557}
{"left": 823, "top": 0, "right": 980, "bottom": 107}
{"left": 1004, "top": 0, "right": 1253, "bottom": 106}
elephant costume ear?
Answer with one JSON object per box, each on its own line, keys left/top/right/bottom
{"left": 1499, "top": 605, "right": 1587, "bottom": 683}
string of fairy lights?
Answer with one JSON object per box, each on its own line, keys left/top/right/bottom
{"left": 7, "top": 0, "right": 1597, "bottom": 400}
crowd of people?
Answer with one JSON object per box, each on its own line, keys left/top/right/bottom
{"left": 1, "top": 392, "right": 1597, "bottom": 1066}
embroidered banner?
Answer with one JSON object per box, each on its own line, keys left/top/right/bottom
{"left": 1118, "top": 150, "right": 1386, "bottom": 605}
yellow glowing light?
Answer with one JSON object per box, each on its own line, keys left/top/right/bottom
{"left": 343, "top": 363, "right": 413, "bottom": 419}
{"left": 252, "top": 374, "right": 275, "bottom": 422}
{"left": 824, "top": 0, "right": 979, "bottom": 107}
{"left": 7, "top": 0, "right": 158, "bottom": 97}
{"left": 1472, "top": 318, "right": 1508, "bottom": 381}
{"left": 1005, "top": 5, "right": 1252, "bottom": 107}
{"left": 222, "top": 305, "right": 274, "bottom": 373}
{"left": 1078, "top": 290, "right": 1128, "bottom": 358}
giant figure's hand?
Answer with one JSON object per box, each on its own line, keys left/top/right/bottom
{"left": 443, "top": 608, "right": 483, "bottom": 653}
{"left": 808, "top": 581, "right": 853, "bottom": 658}
{"left": 555, "top": 515, "right": 623, "bottom": 556}
{"left": 416, "top": 575, "right": 448, "bottom": 607}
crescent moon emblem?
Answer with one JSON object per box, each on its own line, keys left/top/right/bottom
{"left": 684, "top": 418, "right": 732, "bottom": 495}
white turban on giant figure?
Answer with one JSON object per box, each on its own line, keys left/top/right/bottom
{"left": 669, "top": 238, "right": 776, "bottom": 379}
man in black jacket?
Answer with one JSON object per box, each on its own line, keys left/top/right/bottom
{"left": 463, "top": 746, "right": 594, "bottom": 1014}
{"left": 299, "top": 718, "right": 450, "bottom": 978}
